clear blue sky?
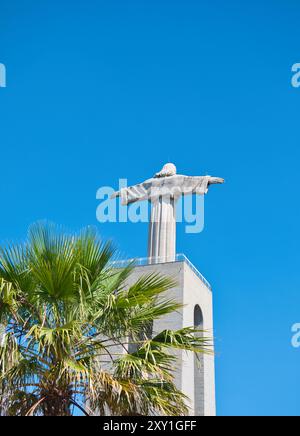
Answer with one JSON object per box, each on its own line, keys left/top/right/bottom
{"left": 1, "top": 0, "right": 300, "bottom": 416}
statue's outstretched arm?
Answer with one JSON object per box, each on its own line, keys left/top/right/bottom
{"left": 110, "top": 190, "right": 143, "bottom": 204}
{"left": 110, "top": 181, "right": 150, "bottom": 204}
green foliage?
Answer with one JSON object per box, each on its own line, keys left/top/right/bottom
{"left": 0, "top": 222, "right": 212, "bottom": 416}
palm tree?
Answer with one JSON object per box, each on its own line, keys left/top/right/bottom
{"left": 0, "top": 223, "right": 211, "bottom": 416}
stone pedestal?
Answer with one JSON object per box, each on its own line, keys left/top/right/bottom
{"left": 126, "top": 258, "right": 216, "bottom": 416}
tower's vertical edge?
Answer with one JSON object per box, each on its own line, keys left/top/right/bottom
{"left": 181, "top": 262, "right": 216, "bottom": 416}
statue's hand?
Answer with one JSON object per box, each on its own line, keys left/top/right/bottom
{"left": 110, "top": 191, "right": 121, "bottom": 199}
{"left": 208, "top": 177, "right": 225, "bottom": 185}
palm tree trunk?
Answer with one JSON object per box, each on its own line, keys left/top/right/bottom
{"left": 41, "top": 390, "right": 72, "bottom": 416}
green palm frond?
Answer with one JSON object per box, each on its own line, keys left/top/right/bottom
{"left": 150, "top": 328, "right": 214, "bottom": 354}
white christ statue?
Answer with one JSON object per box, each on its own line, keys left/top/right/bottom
{"left": 112, "top": 163, "right": 224, "bottom": 264}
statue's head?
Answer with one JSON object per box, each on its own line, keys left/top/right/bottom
{"left": 154, "top": 163, "right": 177, "bottom": 178}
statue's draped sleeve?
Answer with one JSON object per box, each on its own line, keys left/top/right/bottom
{"left": 119, "top": 179, "right": 153, "bottom": 205}
{"left": 178, "top": 175, "right": 211, "bottom": 195}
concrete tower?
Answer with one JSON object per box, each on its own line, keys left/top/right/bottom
{"left": 125, "top": 257, "right": 216, "bottom": 416}
{"left": 112, "top": 164, "right": 223, "bottom": 416}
